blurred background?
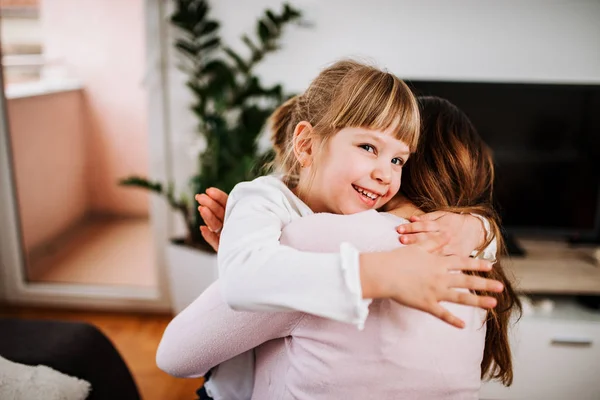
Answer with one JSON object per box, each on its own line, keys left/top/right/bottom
{"left": 1, "top": 0, "right": 153, "bottom": 288}
{"left": 0, "top": 1, "right": 599, "bottom": 399}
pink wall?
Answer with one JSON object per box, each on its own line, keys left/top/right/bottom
{"left": 8, "top": 91, "right": 88, "bottom": 252}
{"left": 40, "top": 0, "right": 149, "bottom": 217}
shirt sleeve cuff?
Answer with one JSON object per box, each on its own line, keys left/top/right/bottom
{"left": 469, "top": 213, "right": 497, "bottom": 262}
{"left": 340, "top": 242, "right": 372, "bottom": 330}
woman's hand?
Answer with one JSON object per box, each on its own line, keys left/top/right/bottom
{"left": 195, "top": 187, "right": 228, "bottom": 252}
{"left": 396, "top": 211, "right": 485, "bottom": 257}
{"left": 359, "top": 246, "right": 502, "bottom": 329}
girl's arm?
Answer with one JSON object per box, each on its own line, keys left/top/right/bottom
{"left": 156, "top": 282, "right": 300, "bottom": 378}
{"left": 218, "top": 178, "right": 372, "bottom": 328}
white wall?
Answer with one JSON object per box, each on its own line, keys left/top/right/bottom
{"left": 163, "top": 0, "right": 600, "bottom": 234}
{"left": 208, "top": 0, "right": 600, "bottom": 87}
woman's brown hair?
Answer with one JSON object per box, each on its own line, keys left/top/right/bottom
{"left": 400, "top": 96, "right": 522, "bottom": 386}
{"left": 269, "top": 59, "right": 421, "bottom": 188}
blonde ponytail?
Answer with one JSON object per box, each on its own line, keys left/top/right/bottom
{"left": 270, "top": 96, "right": 299, "bottom": 160}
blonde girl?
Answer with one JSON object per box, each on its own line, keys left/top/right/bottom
{"left": 214, "top": 60, "right": 500, "bottom": 329}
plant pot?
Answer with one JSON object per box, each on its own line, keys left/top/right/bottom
{"left": 165, "top": 239, "right": 218, "bottom": 314}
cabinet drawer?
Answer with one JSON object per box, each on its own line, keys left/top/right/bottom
{"left": 480, "top": 318, "right": 600, "bottom": 399}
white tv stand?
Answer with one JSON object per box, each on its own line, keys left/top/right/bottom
{"left": 480, "top": 296, "right": 600, "bottom": 399}
{"left": 480, "top": 237, "right": 600, "bottom": 400}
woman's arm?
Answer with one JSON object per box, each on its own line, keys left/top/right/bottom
{"left": 156, "top": 282, "right": 301, "bottom": 378}
{"left": 397, "top": 212, "right": 497, "bottom": 261}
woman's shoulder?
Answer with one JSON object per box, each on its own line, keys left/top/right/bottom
{"left": 281, "top": 210, "right": 406, "bottom": 253}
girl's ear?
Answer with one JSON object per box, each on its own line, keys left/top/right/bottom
{"left": 293, "top": 121, "right": 316, "bottom": 167}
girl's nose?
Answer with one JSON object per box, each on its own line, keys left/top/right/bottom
{"left": 372, "top": 162, "right": 392, "bottom": 185}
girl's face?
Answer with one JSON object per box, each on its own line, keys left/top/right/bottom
{"left": 301, "top": 126, "right": 410, "bottom": 215}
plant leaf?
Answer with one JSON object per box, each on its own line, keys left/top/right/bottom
{"left": 198, "top": 37, "right": 221, "bottom": 51}
{"left": 175, "top": 39, "right": 198, "bottom": 58}
{"left": 241, "top": 34, "right": 260, "bottom": 55}
{"left": 191, "top": 0, "right": 208, "bottom": 22}
{"left": 257, "top": 21, "right": 271, "bottom": 44}
{"left": 223, "top": 47, "right": 249, "bottom": 73}
{"left": 283, "top": 3, "right": 302, "bottom": 20}
{"left": 265, "top": 10, "right": 280, "bottom": 27}
{"left": 197, "top": 21, "right": 219, "bottom": 36}
{"left": 119, "top": 176, "right": 163, "bottom": 194}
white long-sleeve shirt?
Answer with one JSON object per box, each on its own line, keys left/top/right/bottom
{"left": 217, "top": 175, "right": 371, "bottom": 327}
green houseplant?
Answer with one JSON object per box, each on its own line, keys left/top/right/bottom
{"left": 121, "top": 0, "right": 302, "bottom": 252}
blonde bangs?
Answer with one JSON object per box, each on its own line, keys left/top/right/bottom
{"left": 320, "top": 67, "right": 421, "bottom": 151}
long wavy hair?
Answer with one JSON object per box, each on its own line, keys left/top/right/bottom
{"left": 400, "top": 96, "right": 522, "bottom": 386}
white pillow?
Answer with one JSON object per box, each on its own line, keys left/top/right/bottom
{"left": 0, "top": 355, "right": 91, "bottom": 400}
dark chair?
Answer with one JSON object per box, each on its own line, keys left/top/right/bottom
{"left": 0, "top": 318, "right": 141, "bottom": 400}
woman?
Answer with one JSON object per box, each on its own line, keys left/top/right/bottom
{"left": 158, "top": 97, "right": 520, "bottom": 399}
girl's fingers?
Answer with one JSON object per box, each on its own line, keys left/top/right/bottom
{"left": 200, "top": 226, "right": 220, "bottom": 252}
{"left": 447, "top": 274, "right": 504, "bottom": 293}
{"left": 199, "top": 206, "right": 224, "bottom": 233}
{"left": 195, "top": 193, "right": 226, "bottom": 222}
{"left": 205, "top": 187, "right": 229, "bottom": 209}
{"left": 429, "top": 303, "right": 465, "bottom": 329}
{"left": 443, "top": 289, "right": 498, "bottom": 309}
{"left": 446, "top": 256, "right": 493, "bottom": 272}
{"left": 396, "top": 221, "right": 440, "bottom": 234}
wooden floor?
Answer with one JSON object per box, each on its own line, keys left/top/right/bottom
{"left": 0, "top": 306, "right": 203, "bottom": 400}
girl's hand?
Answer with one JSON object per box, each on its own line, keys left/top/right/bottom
{"left": 396, "top": 211, "right": 485, "bottom": 257}
{"left": 195, "top": 188, "right": 228, "bottom": 252}
{"left": 360, "top": 246, "right": 503, "bottom": 329}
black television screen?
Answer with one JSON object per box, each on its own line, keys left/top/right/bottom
{"left": 406, "top": 80, "right": 600, "bottom": 238}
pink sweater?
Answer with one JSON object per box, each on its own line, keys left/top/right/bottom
{"left": 157, "top": 211, "right": 487, "bottom": 399}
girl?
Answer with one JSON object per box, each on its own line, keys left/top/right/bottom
{"left": 212, "top": 60, "right": 500, "bottom": 330}
{"left": 157, "top": 96, "right": 519, "bottom": 399}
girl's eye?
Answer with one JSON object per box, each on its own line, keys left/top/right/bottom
{"left": 359, "top": 144, "right": 375, "bottom": 153}
{"left": 392, "top": 158, "right": 404, "bottom": 166}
